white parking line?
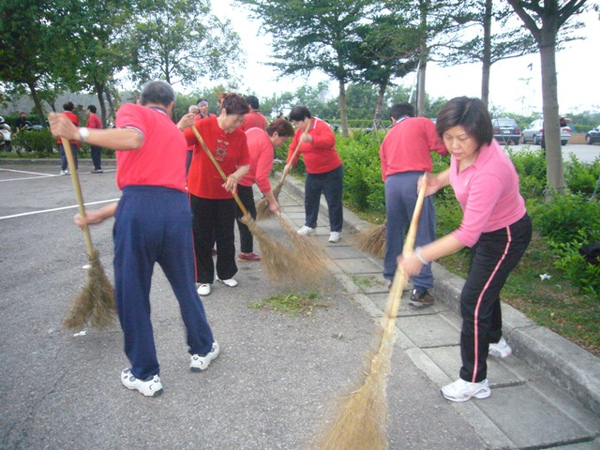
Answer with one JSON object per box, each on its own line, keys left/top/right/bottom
{"left": 0, "top": 198, "right": 120, "bottom": 221}
{"left": 0, "top": 168, "right": 116, "bottom": 183}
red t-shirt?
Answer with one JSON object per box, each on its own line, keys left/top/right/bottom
{"left": 239, "top": 127, "right": 274, "bottom": 194}
{"left": 184, "top": 115, "right": 250, "bottom": 199}
{"left": 86, "top": 112, "right": 102, "bottom": 130}
{"left": 287, "top": 117, "right": 341, "bottom": 174}
{"left": 241, "top": 111, "right": 267, "bottom": 131}
{"left": 57, "top": 111, "right": 80, "bottom": 149}
{"left": 115, "top": 103, "right": 187, "bottom": 193}
{"left": 379, "top": 117, "right": 447, "bottom": 182}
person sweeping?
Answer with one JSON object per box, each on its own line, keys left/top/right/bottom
{"left": 49, "top": 80, "right": 219, "bottom": 398}
{"left": 398, "top": 97, "right": 532, "bottom": 402}
{"left": 236, "top": 119, "right": 295, "bottom": 261}
{"left": 184, "top": 93, "right": 250, "bottom": 296}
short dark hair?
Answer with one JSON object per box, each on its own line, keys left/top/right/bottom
{"left": 245, "top": 95, "right": 259, "bottom": 110}
{"left": 63, "top": 101, "right": 75, "bottom": 111}
{"left": 389, "top": 103, "right": 414, "bottom": 120}
{"left": 266, "top": 119, "right": 295, "bottom": 138}
{"left": 140, "top": 81, "right": 175, "bottom": 107}
{"left": 87, "top": 105, "right": 97, "bottom": 114}
{"left": 288, "top": 106, "right": 311, "bottom": 122}
{"left": 435, "top": 96, "right": 493, "bottom": 148}
{"left": 221, "top": 93, "right": 249, "bottom": 115}
{"left": 196, "top": 98, "right": 208, "bottom": 106}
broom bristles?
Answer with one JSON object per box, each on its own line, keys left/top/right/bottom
{"left": 354, "top": 223, "right": 386, "bottom": 259}
{"left": 317, "top": 324, "right": 394, "bottom": 450}
{"left": 255, "top": 181, "right": 284, "bottom": 221}
{"left": 277, "top": 216, "right": 330, "bottom": 283}
{"left": 241, "top": 215, "right": 305, "bottom": 285}
{"left": 63, "top": 249, "right": 116, "bottom": 330}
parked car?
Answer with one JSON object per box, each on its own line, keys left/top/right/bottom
{"left": 521, "top": 118, "right": 570, "bottom": 146}
{"left": 492, "top": 117, "right": 521, "bottom": 145}
{"left": 585, "top": 125, "right": 600, "bottom": 145}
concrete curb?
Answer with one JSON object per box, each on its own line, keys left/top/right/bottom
{"left": 282, "top": 171, "right": 600, "bottom": 417}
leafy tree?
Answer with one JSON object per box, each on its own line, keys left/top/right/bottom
{"left": 507, "top": 0, "right": 587, "bottom": 193}
{"left": 235, "top": 0, "right": 379, "bottom": 137}
{"left": 350, "top": 8, "right": 422, "bottom": 129}
{"left": 436, "top": 0, "right": 537, "bottom": 108}
{"left": 0, "top": 1, "right": 75, "bottom": 126}
{"left": 127, "top": 0, "right": 243, "bottom": 87}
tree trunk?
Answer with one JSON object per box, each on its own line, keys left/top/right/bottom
{"left": 417, "top": 53, "right": 427, "bottom": 116}
{"left": 27, "top": 82, "right": 46, "bottom": 129}
{"left": 95, "top": 81, "right": 108, "bottom": 127}
{"left": 539, "top": 25, "right": 565, "bottom": 193}
{"left": 373, "top": 80, "right": 388, "bottom": 131}
{"left": 481, "top": 0, "right": 493, "bottom": 108}
{"left": 338, "top": 79, "right": 349, "bottom": 137}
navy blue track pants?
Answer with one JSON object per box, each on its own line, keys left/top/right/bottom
{"left": 114, "top": 186, "right": 215, "bottom": 381}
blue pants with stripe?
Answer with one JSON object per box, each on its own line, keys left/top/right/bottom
{"left": 114, "top": 186, "right": 215, "bottom": 381}
{"left": 383, "top": 171, "right": 436, "bottom": 290}
{"left": 459, "top": 213, "right": 532, "bottom": 383}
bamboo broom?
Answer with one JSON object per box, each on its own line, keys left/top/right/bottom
{"left": 354, "top": 220, "right": 386, "bottom": 259}
{"left": 255, "top": 121, "right": 312, "bottom": 221}
{"left": 190, "top": 126, "right": 328, "bottom": 285}
{"left": 316, "top": 176, "right": 427, "bottom": 450}
{"left": 61, "top": 139, "right": 116, "bottom": 330}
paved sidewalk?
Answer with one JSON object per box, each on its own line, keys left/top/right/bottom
{"left": 280, "top": 174, "right": 600, "bottom": 449}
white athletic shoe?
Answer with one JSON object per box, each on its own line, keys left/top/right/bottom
{"left": 328, "top": 231, "right": 341, "bottom": 243}
{"left": 441, "top": 378, "right": 491, "bottom": 402}
{"left": 489, "top": 336, "right": 512, "bottom": 358}
{"left": 197, "top": 283, "right": 211, "bottom": 296}
{"left": 121, "top": 368, "right": 163, "bottom": 397}
{"left": 190, "top": 341, "right": 220, "bottom": 372}
{"left": 217, "top": 278, "right": 238, "bottom": 287}
{"left": 297, "top": 225, "right": 316, "bottom": 236}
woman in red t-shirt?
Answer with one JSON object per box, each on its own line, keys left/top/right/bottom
{"left": 184, "top": 94, "right": 250, "bottom": 297}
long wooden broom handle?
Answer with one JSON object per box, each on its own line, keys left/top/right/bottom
{"left": 189, "top": 126, "right": 250, "bottom": 217}
{"left": 387, "top": 174, "right": 427, "bottom": 316}
{"left": 62, "top": 139, "right": 95, "bottom": 258}
{"left": 280, "top": 120, "right": 312, "bottom": 181}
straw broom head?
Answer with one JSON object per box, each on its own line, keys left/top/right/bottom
{"left": 256, "top": 176, "right": 284, "bottom": 221}
{"left": 315, "top": 178, "right": 427, "bottom": 449}
{"left": 61, "top": 140, "right": 116, "bottom": 330}
{"left": 240, "top": 215, "right": 303, "bottom": 285}
{"left": 63, "top": 251, "right": 116, "bottom": 330}
{"left": 277, "top": 215, "right": 330, "bottom": 285}
{"left": 353, "top": 222, "right": 386, "bottom": 259}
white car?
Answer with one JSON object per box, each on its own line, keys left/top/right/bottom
{"left": 521, "top": 119, "right": 570, "bottom": 145}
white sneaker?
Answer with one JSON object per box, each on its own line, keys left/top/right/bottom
{"left": 441, "top": 378, "right": 491, "bottom": 402}
{"left": 297, "top": 225, "right": 316, "bottom": 236}
{"left": 60, "top": 169, "right": 70, "bottom": 175}
{"left": 217, "top": 278, "right": 238, "bottom": 287}
{"left": 121, "top": 368, "right": 163, "bottom": 397}
{"left": 328, "top": 231, "right": 341, "bottom": 243}
{"left": 197, "top": 283, "right": 211, "bottom": 296}
{"left": 190, "top": 341, "right": 220, "bottom": 372}
{"left": 489, "top": 336, "right": 512, "bottom": 358}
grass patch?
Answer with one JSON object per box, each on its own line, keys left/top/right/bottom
{"left": 250, "top": 292, "right": 329, "bottom": 316}
{"left": 438, "top": 233, "right": 600, "bottom": 357}
{"left": 351, "top": 275, "right": 378, "bottom": 288}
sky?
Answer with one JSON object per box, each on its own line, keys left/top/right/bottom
{"left": 211, "top": 1, "right": 600, "bottom": 116}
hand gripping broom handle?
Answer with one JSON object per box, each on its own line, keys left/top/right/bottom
{"left": 62, "top": 139, "right": 95, "bottom": 258}
{"left": 387, "top": 174, "right": 427, "bottom": 317}
{"left": 279, "top": 120, "right": 312, "bottom": 181}
{"left": 189, "top": 126, "right": 250, "bottom": 217}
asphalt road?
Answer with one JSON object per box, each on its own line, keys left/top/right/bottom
{"left": 500, "top": 141, "right": 600, "bottom": 164}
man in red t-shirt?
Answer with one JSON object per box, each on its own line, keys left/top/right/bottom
{"left": 379, "top": 102, "right": 448, "bottom": 307}
{"left": 86, "top": 105, "right": 104, "bottom": 173}
{"left": 57, "top": 101, "right": 80, "bottom": 175}
{"left": 241, "top": 95, "right": 267, "bottom": 131}
{"left": 48, "top": 81, "right": 219, "bottom": 398}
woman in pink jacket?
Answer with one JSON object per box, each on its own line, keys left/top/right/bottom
{"left": 398, "top": 97, "right": 532, "bottom": 403}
